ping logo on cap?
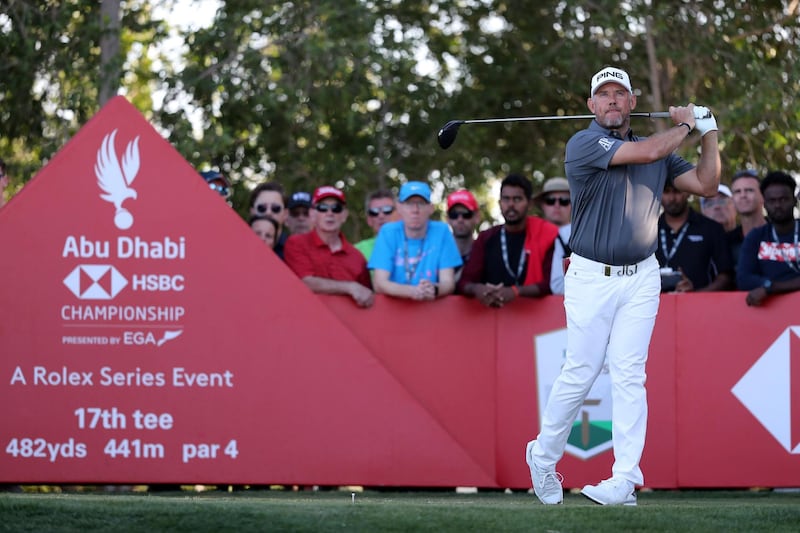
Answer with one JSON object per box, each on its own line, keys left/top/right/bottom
{"left": 597, "top": 71, "right": 624, "bottom": 83}
{"left": 590, "top": 67, "right": 632, "bottom": 96}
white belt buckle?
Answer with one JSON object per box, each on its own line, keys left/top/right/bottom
{"left": 604, "top": 263, "right": 638, "bottom": 277}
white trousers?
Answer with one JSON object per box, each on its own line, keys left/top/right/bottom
{"left": 532, "top": 253, "right": 661, "bottom": 485}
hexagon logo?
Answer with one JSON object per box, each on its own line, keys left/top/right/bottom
{"left": 63, "top": 264, "right": 128, "bottom": 300}
{"left": 732, "top": 326, "right": 800, "bottom": 454}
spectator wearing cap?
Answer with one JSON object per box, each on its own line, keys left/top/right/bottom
{"left": 286, "top": 191, "right": 313, "bottom": 235}
{"left": 369, "top": 181, "right": 462, "bottom": 300}
{"left": 700, "top": 183, "right": 737, "bottom": 232}
{"left": 0, "top": 157, "right": 8, "bottom": 209}
{"left": 249, "top": 214, "right": 280, "bottom": 249}
{"left": 200, "top": 169, "right": 231, "bottom": 203}
{"left": 738, "top": 171, "right": 800, "bottom": 306}
{"left": 458, "top": 173, "right": 559, "bottom": 307}
{"left": 445, "top": 189, "right": 481, "bottom": 283}
{"left": 355, "top": 189, "right": 398, "bottom": 261}
{"left": 535, "top": 177, "right": 572, "bottom": 295}
{"left": 248, "top": 182, "right": 288, "bottom": 259}
{"left": 728, "top": 169, "right": 766, "bottom": 276}
{"left": 656, "top": 181, "right": 734, "bottom": 292}
{"left": 284, "top": 186, "right": 374, "bottom": 308}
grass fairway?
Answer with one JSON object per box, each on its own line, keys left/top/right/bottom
{"left": 2, "top": 488, "right": 799, "bottom": 532}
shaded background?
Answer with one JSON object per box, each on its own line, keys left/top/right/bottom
{"left": 2, "top": 0, "right": 798, "bottom": 240}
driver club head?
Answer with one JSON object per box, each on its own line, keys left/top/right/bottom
{"left": 437, "top": 120, "right": 464, "bottom": 150}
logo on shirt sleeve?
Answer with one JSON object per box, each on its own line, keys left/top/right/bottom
{"left": 598, "top": 137, "right": 614, "bottom": 151}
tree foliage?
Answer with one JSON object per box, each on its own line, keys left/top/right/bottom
{"left": 0, "top": 0, "right": 165, "bottom": 184}
{"left": 3, "top": 0, "right": 800, "bottom": 239}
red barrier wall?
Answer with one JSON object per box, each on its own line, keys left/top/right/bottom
{"left": 2, "top": 97, "right": 799, "bottom": 488}
{"left": 674, "top": 293, "right": 800, "bottom": 487}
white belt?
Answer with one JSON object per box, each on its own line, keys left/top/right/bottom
{"left": 570, "top": 254, "right": 651, "bottom": 277}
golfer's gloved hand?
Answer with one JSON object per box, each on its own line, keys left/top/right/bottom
{"left": 693, "top": 106, "right": 718, "bottom": 136}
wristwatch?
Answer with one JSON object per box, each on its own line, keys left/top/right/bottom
{"left": 763, "top": 279, "right": 773, "bottom": 294}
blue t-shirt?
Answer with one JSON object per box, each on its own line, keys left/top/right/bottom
{"left": 368, "top": 220, "right": 463, "bottom": 284}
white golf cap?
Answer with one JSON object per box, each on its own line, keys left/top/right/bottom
{"left": 590, "top": 67, "right": 633, "bottom": 96}
{"left": 700, "top": 184, "right": 733, "bottom": 208}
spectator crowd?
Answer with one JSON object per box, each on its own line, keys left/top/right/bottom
{"left": 222, "top": 168, "right": 799, "bottom": 307}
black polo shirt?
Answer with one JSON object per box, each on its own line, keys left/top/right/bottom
{"left": 655, "top": 209, "right": 734, "bottom": 290}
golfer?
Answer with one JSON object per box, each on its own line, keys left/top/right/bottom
{"left": 526, "top": 66, "right": 721, "bottom": 505}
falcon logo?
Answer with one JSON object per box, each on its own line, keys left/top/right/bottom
{"left": 96, "top": 130, "right": 141, "bottom": 230}
{"left": 598, "top": 137, "right": 614, "bottom": 151}
{"left": 732, "top": 326, "right": 800, "bottom": 454}
{"left": 63, "top": 265, "right": 128, "bottom": 300}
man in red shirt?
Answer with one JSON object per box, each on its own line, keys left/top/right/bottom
{"left": 458, "top": 173, "right": 558, "bottom": 307}
{"left": 284, "top": 186, "right": 374, "bottom": 308}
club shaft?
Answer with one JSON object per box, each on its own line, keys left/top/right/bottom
{"left": 462, "top": 112, "right": 670, "bottom": 125}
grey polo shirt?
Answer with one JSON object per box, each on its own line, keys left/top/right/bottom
{"left": 564, "top": 121, "right": 694, "bottom": 265}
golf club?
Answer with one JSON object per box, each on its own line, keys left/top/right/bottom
{"left": 437, "top": 112, "right": 672, "bottom": 149}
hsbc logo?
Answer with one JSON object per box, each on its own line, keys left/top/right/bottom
{"left": 63, "top": 265, "right": 128, "bottom": 300}
{"left": 732, "top": 326, "right": 800, "bottom": 454}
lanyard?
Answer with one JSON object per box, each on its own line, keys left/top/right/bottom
{"left": 659, "top": 223, "right": 689, "bottom": 265}
{"left": 501, "top": 227, "right": 526, "bottom": 285}
{"left": 771, "top": 220, "right": 800, "bottom": 274}
{"left": 403, "top": 235, "right": 426, "bottom": 283}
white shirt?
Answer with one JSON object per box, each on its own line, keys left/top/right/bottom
{"left": 550, "top": 224, "right": 572, "bottom": 295}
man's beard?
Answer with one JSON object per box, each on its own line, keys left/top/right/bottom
{"left": 503, "top": 209, "right": 522, "bottom": 224}
{"left": 768, "top": 209, "right": 794, "bottom": 225}
{"left": 663, "top": 202, "right": 687, "bottom": 217}
{"left": 598, "top": 114, "right": 624, "bottom": 129}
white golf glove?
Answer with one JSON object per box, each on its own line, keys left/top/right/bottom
{"left": 693, "top": 106, "right": 718, "bottom": 136}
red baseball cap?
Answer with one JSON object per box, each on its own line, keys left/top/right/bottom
{"left": 312, "top": 185, "right": 346, "bottom": 205}
{"left": 446, "top": 189, "right": 478, "bottom": 212}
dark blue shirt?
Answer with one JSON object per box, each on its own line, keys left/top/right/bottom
{"left": 737, "top": 221, "right": 800, "bottom": 290}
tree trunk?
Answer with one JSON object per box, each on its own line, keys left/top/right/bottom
{"left": 98, "top": 0, "right": 121, "bottom": 106}
{"left": 645, "top": 16, "right": 665, "bottom": 132}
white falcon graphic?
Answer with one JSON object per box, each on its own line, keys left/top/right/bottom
{"left": 96, "top": 129, "right": 140, "bottom": 229}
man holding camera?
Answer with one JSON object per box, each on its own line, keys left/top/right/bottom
{"left": 656, "top": 181, "right": 734, "bottom": 292}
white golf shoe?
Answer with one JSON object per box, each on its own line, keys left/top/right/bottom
{"left": 525, "top": 440, "right": 563, "bottom": 505}
{"left": 581, "top": 477, "right": 637, "bottom": 506}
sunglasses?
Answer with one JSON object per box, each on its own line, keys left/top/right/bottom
{"left": 544, "top": 197, "right": 570, "bottom": 206}
{"left": 368, "top": 205, "right": 395, "bottom": 217}
{"left": 256, "top": 203, "right": 283, "bottom": 214}
{"left": 701, "top": 198, "right": 730, "bottom": 208}
{"left": 315, "top": 203, "right": 344, "bottom": 213}
{"left": 209, "top": 183, "right": 230, "bottom": 198}
{"left": 734, "top": 169, "right": 759, "bottom": 179}
{"left": 447, "top": 210, "right": 474, "bottom": 220}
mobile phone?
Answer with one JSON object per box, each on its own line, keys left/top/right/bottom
{"left": 660, "top": 268, "right": 682, "bottom": 292}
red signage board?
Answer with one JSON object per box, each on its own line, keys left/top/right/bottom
{"left": 0, "top": 97, "right": 488, "bottom": 486}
